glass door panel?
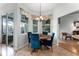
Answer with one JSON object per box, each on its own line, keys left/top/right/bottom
{"left": 2, "top": 15, "right": 7, "bottom": 44}
{"left": 2, "top": 13, "right": 14, "bottom": 56}
{"left": 7, "top": 13, "right": 14, "bottom": 46}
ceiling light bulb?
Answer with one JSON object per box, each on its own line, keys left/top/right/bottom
{"left": 40, "top": 16, "right": 43, "bottom": 20}
{"left": 36, "top": 17, "right": 39, "bottom": 20}
{"left": 40, "top": 16, "right": 42, "bottom": 18}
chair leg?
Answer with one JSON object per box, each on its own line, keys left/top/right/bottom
{"left": 31, "top": 48, "right": 41, "bottom": 55}
{"left": 31, "top": 48, "right": 35, "bottom": 55}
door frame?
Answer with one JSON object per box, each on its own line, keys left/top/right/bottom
{"left": 1, "top": 10, "right": 16, "bottom": 49}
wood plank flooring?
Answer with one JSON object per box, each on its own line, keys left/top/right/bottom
{"left": 59, "top": 39, "right": 79, "bottom": 55}
{"left": 15, "top": 45, "right": 76, "bottom": 56}
{"left": 1, "top": 40, "right": 79, "bottom": 56}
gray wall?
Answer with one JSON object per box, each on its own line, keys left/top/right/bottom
{"left": 59, "top": 11, "right": 79, "bottom": 34}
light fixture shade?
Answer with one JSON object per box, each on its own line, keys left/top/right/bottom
{"left": 32, "top": 15, "right": 49, "bottom": 20}
{"left": 32, "top": 3, "right": 49, "bottom": 20}
{"left": 40, "top": 16, "right": 43, "bottom": 20}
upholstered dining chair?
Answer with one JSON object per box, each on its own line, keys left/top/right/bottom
{"left": 45, "top": 32, "right": 55, "bottom": 51}
{"left": 30, "top": 34, "right": 40, "bottom": 54}
{"left": 27, "top": 32, "right": 32, "bottom": 47}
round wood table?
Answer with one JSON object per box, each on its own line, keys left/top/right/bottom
{"left": 39, "top": 34, "right": 51, "bottom": 40}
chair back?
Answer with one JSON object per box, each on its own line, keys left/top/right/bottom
{"left": 43, "top": 32, "right": 48, "bottom": 35}
{"left": 51, "top": 33, "right": 55, "bottom": 43}
{"left": 30, "top": 34, "right": 40, "bottom": 48}
{"left": 28, "top": 32, "right": 32, "bottom": 43}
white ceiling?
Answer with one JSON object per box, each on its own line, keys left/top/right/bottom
{"left": 0, "top": 3, "right": 58, "bottom": 16}
{"left": 20, "top": 3, "right": 58, "bottom": 16}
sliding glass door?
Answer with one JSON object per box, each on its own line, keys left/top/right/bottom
{"left": 2, "top": 13, "right": 14, "bottom": 56}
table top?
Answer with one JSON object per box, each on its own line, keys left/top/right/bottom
{"left": 39, "top": 34, "right": 51, "bottom": 40}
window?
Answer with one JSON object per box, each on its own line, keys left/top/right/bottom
{"left": 2, "top": 14, "right": 14, "bottom": 35}
{"left": 21, "top": 15, "right": 28, "bottom": 33}
{"left": 32, "top": 19, "right": 50, "bottom": 33}
{"left": 42, "top": 19, "right": 50, "bottom": 32}
{"left": 33, "top": 20, "right": 38, "bottom": 33}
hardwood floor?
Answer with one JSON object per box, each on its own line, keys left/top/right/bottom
{"left": 15, "top": 45, "right": 76, "bottom": 56}
{"left": 59, "top": 39, "right": 79, "bottom": 55}
{"left": 1, "top": 40, "right": 79, "bottom": 56}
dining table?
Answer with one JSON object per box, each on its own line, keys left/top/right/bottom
{"left": 39, "top": 34, "right": 51, "bottom": 40}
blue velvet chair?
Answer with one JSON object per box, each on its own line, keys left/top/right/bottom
{"left": 30, "top": 34, "right": 40, "bottom": 53}
{"left": 46, "top": 33, "right": 55, "bottom": 49}
{"left": 43, "top": 32, "right": 48, "bottom": 35}
{"left": 40, "top": 33, "right": 55, "bottom": 51}
{"left": 27, "top": 32, "right": 32, "bottom": 47}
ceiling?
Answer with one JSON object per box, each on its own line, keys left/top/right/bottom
{"left": 0, "top": 3, "right": 58, "bottom": 16}
{"left": 20, "top": 3, "right": 58, "bottom": 16}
